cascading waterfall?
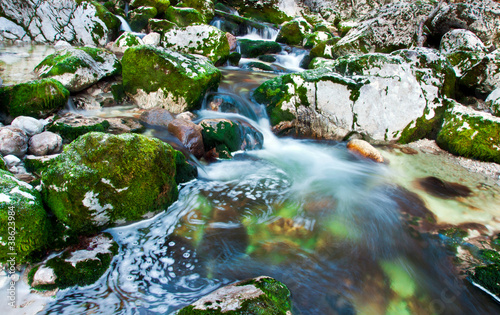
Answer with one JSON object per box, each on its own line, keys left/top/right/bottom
{"left": 116, "top": 15, "right": 132, "bottom": 33}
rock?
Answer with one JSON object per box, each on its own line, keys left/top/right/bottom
{"left": 130, "top": 0, "right": 170, "bottom": 14}
{"left": 122, "top": 45, "right": 221, "bottom": 113}
{"left": 149, "top": 18, "right": 178, "bottom": 36}
{"left": 54, "top": 40, "right": 72, "bottom": 51}
{"left": 347, "top": 139, "right": 384, "bottom": 163}
{"left": 28, "top": 131, "right": 63, "bottom": 156}
{"left": 0, "top": 0, "right": 119, "bottom": 46}
{"left": 304, "top": 31, "right": 336, "bottom": 49}
{"left": 330, "top": 1, "right": 435, "bottom": 57}
{"left": 129, "top": 6, "right": 157, "bottom": 32}
{"left": 301, "top": 0, "right": 391, "bottom": 21}
{"left": 139, "top": 108, "right": 175, "bottom": 128}
{"left": 177, "top": 276, "right": 292, "bottom": 314}
{"left": 29, "top": 233, "right": 118, "bottom": 290}
{"left": 41, "top": 132, "right": 180, "bottom": 234}
{"left": 212, "top": 9, "right": 269, "bottom": 36}
{"left": 110, "top": 32, "right": 144, "bottom": 54}
{"left": 200, "top": 119, "right": 242, "bottom": 159}
{"left": 168, "top": 118, "right": 204, "bottom": 158}
{"left": 11, "top": 116, "right": 46, "bottom": 137}
{"left": 176, "top": 111, "right": 196, "bottom": 121}
{"left": 486, "top": 88, "right": 500, "bottom": 116}
{"left": 237, "top": 0, "right": 291, "bottom": 24}
{"left": 0, "top": 169, "right": 50, "bottom": 264}
{"left": 46, "top": 115, "right": 111, "bottom": 143}
{"left": 35, "top": 47, "right": 121, "bottom": 93}
{"left": 226, "top": 32, "right": 237, "bottom": 51}
{"left": 24, "top": 154, "right": 59, "bottom": 175}
{"left": 162, "top": 24, "right": 230, "bottom": 64}
{"left": 276, "top": 17, "right": 312, "bottom": 46}
{"left": 0, "top": 78, "right": 69, "bottom": 119}
{"left": 72, "top": 79, "right": 123, "bottom": 110}
{"left": 238, "top": 39, "right": 282, "bottom": 58}
{"left": 255, "top": 51, "right": 455, "bottom": 142}
{"left": 164, "top": 6, "right": 205, "bottom": 27}
{"left": 142, "top": 32, "right": 161, "bottom": 46}
{"left": 0, "top": 127, "right": 28, "bottom": 157}
{"left": 431, "top": 0, "right": 500, "bottom": 49}
{"left": 460, "top": 50, "right": 500, "bottom": 96}
{"left": 437, "top": 102, "right": 500, "bottom": 164}
{"left": 0, "top": 155, "right": 6, "bottom": 171}
{"left": 3, "top": 154, "right": 26, "bottom": 174}
{"left": 176, "top": 0, "right": 215, "bottom": 23}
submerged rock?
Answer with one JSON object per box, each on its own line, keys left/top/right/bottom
{"left": 0, "top": 78, "right": 69, "bottom": 119}
{"left": 0, "top": 169, "right": 50, "bottom": 264}
{"left": 0, "top": 127, "right": 28, "bottom": 157}
{"left": 29, "top": 233, "right": 118, "bottom": 290}
{"left": 122, "top": 45, "right": 221, "bottom": 113}
{"left": 41, "top": 132, "right": 180, "bottom": 234}
{"left": 347, "top": 139, "right": 384, "bottom": 163}
{"left": 177, "top": 276, "right": 292, "bottom": 314}
{"left": 35, "top": 47, "right": 121, "bottom": 93}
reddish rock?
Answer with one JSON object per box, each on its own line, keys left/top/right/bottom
{"left": 226, "top": 32, "right": 238, "bottom": 51}
{"left": 168, "top": 118, "right": 205, "bottom": 158}
{"left": 139, "top": 108, "right": 175, "bottom": 128}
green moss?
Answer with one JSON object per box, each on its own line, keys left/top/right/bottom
{"left": 132, "top": 0, "right": 170, "bottom": 14}
{"left": 111, "top": 83, "right": 126, "bottom": 103}
{"left": 258, "top": 55, "right": 276, "bottom": 63}
{"left": 41, "top": 132, "right": 179, "bottom": 235}
{"left": 398, "top": 103, "right": 447, "bottom": 144}
{"left": 201, "top": 120, "right": 242, "bottom": 154}
{"left": 177, "top": 0, "right": 215, "bottom": 23}
{"left": 174, "top": 151, "right": 197, "bottom": 184}
{"left": 228, "top": 52, "right": 241, "bottom": 65}
{"left": 149, "top": 18, "right": 179, "bottom": 35}
{"left": 116, "top": 32, "right": 142, "bottom": 47}
{"left": 129, "top": 6, "right": 158, "bottom": 31}
{"left": 0, "top": 170, "right": 51, "bottom": 264}
{"left": 165, "top": 6, "right": 204, "bottom": 26}
{"left": 0, "top": 156, "right": 6, "bottom": 171}
{"left": 276, "top": 19, "right": 311, "bottom": 46}
{"left": 238, "top": 39, "right": 281, "bottom": 58}
{"left": 470, "top": 264, "right": 500, "bottom": 296}
{"left": 0, "top": 78, "right": 69, "bottom": 119}
{"left": 244, "top": 61, "right": 273, "bottom": 72}
{"left": 240, "top": 3, "right": 291, "bottom": 25}
{"left": 309, "top": 38, "right": 341, "bottom": 59}
{"left": 47, "top": 120, "right": 110, "bottom": 143}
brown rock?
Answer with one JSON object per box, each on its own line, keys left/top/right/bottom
{"left": 346, "top": 139, "right": 384, "bottom": 163}
{"left": 168, "top": 118, "right": 205, "bottom": 158}
{"left": 226, "top": 32, "right": 238, "bottom": 51}
{"left": 139, "top": 108, "right": 174, "bottom": 128}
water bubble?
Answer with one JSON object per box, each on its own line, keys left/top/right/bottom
{"left": 169, "top": 241, "right": 175, "bottom": 246}
{"left": 183, "top": 252, "right": 190, "bottom": 258}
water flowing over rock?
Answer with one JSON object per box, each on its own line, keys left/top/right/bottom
{"left": 0, "top": 127, "right": 28, "bottom": 157}
{"left": 41, "top": 132, "right": 180, "bottom": 235}
{"left": 0, "top": 169, "right": 50, "bottom": 264}
{"left": 28, "top": 131, "right": 63, "bottom": 156}
{"left": 11, "top": 116, "right": 46, "bottom": 137}
{"left": 35, "top": 47, "right": 121, "bottom": 93}
{"left": 122, "top": 45, "right": 221, "bottom": 113}
{"left": 162, "top": 24, "right": 230, "bottom": 64}
{"left": 0, "top": 0, "right": 119, "bottom": 46}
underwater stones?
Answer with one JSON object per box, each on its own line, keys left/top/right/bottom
{"left": 111, "top": 32, "right": 144, "bottom": 54}
{"left": 177, "top": 276, "right": 292, "bottom": 314}
{"left": 35, "top": 47, "right": 121, "bottom": 93}
{"left": 164, "top": 6, "right": 204, "bottom": 27}
{"left": 238, "top": 39, "right": 282, "bottom": 58}
{"left": 415, "top": 176, "right": 472, "bottom": 199}
{"left": 29, "top": 233, "right": 118, "bottom": 290}
{"left": 162, "top": 24, "right": 230, "bottom": 64}
{"left": 0, "top": 169, "right": 50, "bottom": 264}
{"left": 276, "top": 18, "right": 312, "bottom": 46}
{"left": 0, "top": 127, "right": 28, "bottom": 157}
{"left": 347, "top": 139, "right": 384, "bottom": 163}
{"left": 168, "top": 118, "right": 204, "bottom": 159}
{"left": 41, "top": 132, "right": 179, "bottom": 234}
{"left": 122, "top": 45, "right": 221, "bottom": 113}
{"left": 437, "top": 103, "right": 500, "bottom": 163}
{"left": 129, "top": 6, "right": 158, "bottom": 32}
{"left": 11, "top": 116, "right": 46, "bottom": 137}
{"left": 28, "top": 131, "right": 63, "bottom": 156}
{"left": 0, "top": 78, "right": 69, "bottom": 119}
{"left": 486, "top": 88, "right": 500, "bottom": 116}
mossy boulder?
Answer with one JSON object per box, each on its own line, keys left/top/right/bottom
{"left": 460, "top": 51, "right": 500, "bottom": 96}
{"left": 0, "top": 169, "right": 51, "bottom": 264}
{"left": 41, "top": 132, "right": 180, "bottom": 235}
{"left": 129, "top": 6, "right": 158, "bottom": 31}
{"left": 0, "top": 156, "right": 6, "bottom": 171}
{"left": 177, "top": 276, "right": 292, "bottom": 314}
{"left": 122, "top": 45, "right": 221, "bottom": 113}
{"left": 212, "top": 9, "right": 268, "bottom": 36}
{"left": 276, "top": 18, "right": 312, "bottom": 46}
{"left": 111, "top": 32, "right": 144, "bottom": 54}
{"left": 164, "top": 6, "right": 204, "bottom": 27}
{"left": 200, "top": 119, "right": 242, "bottom": 159}
{"left": 238, "top": 0, "right": 291, "bottom": 24}
{"left": 162, "top": 24, "right": 230, "bottom": 64}
{"left": 486, "top": 88, "right": 500, "bottom": 117}
{"left": 130, "top": 0, "right": 170, "bottom": 14}
{"left": 436, "top": 103, "right": 500, "bottom": 163}
{"left": 0, "top": 79, "right": 69, "bottom": 119}
{"left": 29, "top": 233, "right": 118, "bottom": 290}
{"left": 304, "top": 31, "right": 336, "bottom": 49}
{"left": 176, "top": 0, "right": 215, "bottom": 23}
{"left": 309, "top": 38, "right": 342, "bottom": 59}
{"left": 149, "top": 18, "right": 179, "bottom": 36}
{"left": 238, "top": 39, "right": 281, "bottom": 58}
{"left": 46, "top": 120, "right": 111, "bottom": 143}
{"left": 35, "top": 47, "right": 121, "bottom": 93}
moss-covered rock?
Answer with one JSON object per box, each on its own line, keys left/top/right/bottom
{"left": 29, "top": 233, "right": 118, "bottom": 290}
{"left": 0, "top": 156, "right": 6, "bottom": 171}
{"left": 111, "top": 32, "right": 144, "bottom": 54}
{"left": 0, "top": 79, "right": 69, "bottom": 119}
{"left": 460, "top": 51, "right": 500, "bottom": 96}
{"left": 41, "top": 132, "right": 180, "bottom": 235}
{"left": 304, "top": 31, "right": 336, "bottom": 49}
{"left": 200, "top": 119, "right": 242, "bottom": 159}
{"left": 130, "top": 0, "right": 170, "bottom": 14}
{"left": 0, "top": 169, "right": 51, "bottom": 264}
{"left": 122, "top": 45, "right": 221, "bottom": 113}
{"left": 486, "top": 88, "right": 500, "bottom": 117}
{"left": 238, "top": 0, "right": 291, "bottom": 24}
{"left": 35, "top": 47, "right": 121, "bottom": 93}
{"left": 276, "top": 18, "right": 312, "bottom": 46}
{"left": 436, "top": 103, "right": 500, "bottom": 163}
{"left": 177, "top": 276, "right": 292, "bottom": 314}
{"left": 46, "top": 120, "right": 110, "bottom": 143}
{"left": 177, "top": 0, "right": 215, "bottom": 23}
{"left": 238, "top": 39, "right": 281, "bottom": 58}
{"left": 309, "top": 38, "right": 342, "bottom": 59}
{"left": 242, "top": 61, "right": 274, "bottom": 72}
{"left": 162, "top": 24, "right": 230, "bottom": 64}
{"left": 149, "top": 18, "right": 179, "bottom": 36}
{"left": 164, "top": 6, "right": 204, "bottom": 27}
{"left": 129, "top": 6, "right": 158, "bottom": 31}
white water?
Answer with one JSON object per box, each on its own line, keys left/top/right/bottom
{"left": 116, "top": 15, "right": 132, "bottom": 33}
{"left": 238, "top": 26, "right": 279, "bottom": 41}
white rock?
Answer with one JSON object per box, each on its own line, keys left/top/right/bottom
{"left": 31, "top": 266, "right": 57, "bottom": 287}
{"left": 3, "top": 154, "right": 21, "bottom": 168}
{"left": 143, "top": 32, "right": 161, "bottom": 46}
{"left": 0, "top": 126, "right": 28, "bottom": 157}
{"left": 0, "top": 16, "right": 27, "bottom": 41}
{"left": 28, "top": 131, "right": 63, "bottom": 156}
{"left": 486, "top": 88, "right": 500, "bottom": 116}
{"left": 11, "top": 116, "right": 46, "bottom": 137}
{"left": 54, "top": 40, "right": 72, "bottom": 50}
{"left": 110, "top": 32, "right": 144, "bottom": 54}
{"left": 440, "top": 29, "right": 487, "bottom": 55}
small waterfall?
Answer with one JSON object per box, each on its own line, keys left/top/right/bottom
{"left": 124, "top": 2, "right": 129, "bottom": 16}
{"left": 210, "top": 18, "right": 223, "bottom": 30}
{"left": 65, "top": 97, "right": 78, "bottom": 113}
{"left": 116, "top": 15, "right": 132, "bottom": 33}
{"left": 238, "top": 26, "right": 279, "bottom": 41}
{"left": 273, "top": 48, "right": 308, "bottom": 72}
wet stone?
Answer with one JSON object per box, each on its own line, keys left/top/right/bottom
{"left": 415, "top": 176, "right": 473, "bottom": 199}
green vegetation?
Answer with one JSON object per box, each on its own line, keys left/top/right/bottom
{"left": 47, "top": 120, "right": 111, "bottom": 143}
{"left": 238, "top": 39, "right": 281, "bottom": 58}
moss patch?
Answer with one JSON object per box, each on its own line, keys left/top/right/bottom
{"left": 238, "top": 39, "right": 281, "bottom": 58}
{"left": 47, "top": 120, "right": 110, "bottom": 143}
{"left": 165, "top": 6, "right": 204, "bottom": 26}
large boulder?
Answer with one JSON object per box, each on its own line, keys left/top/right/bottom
{"left": 0, "top": 0, "right": 119, "bottom": 46}
{"left": 164, "top": 6, "right": 205, "bottom": 27}
{"left": 130, "top": 0, "right": 170, "bottom": 14}
{"left": 110, "top": 32, "right": 144, "bottom": 54}
{"left": 276, "top": 17, "right": 312, "bottom": 46}
{"left": 122, "top": 45, "right": 221, "bottom": 113}
{"left": 35, "top": 47, "right": 121, "bottom": 93}
{"left": 177, "top": 276, "right": 292, "bottom": 314}
{"left": 168, "top": 118, "right": 204, "bottom": 158}
{"left": 41, "top": 132, "right": 180, "bottom": 234}
{"left": 0, "top": 169, "right": 51, "bottom": 264}
{"left": 28, "top": 131, "right": 63, "bottom": 156}
{"left": 300, "top": 0, "right": 393, "bottom": 21}
{"left": 255, "top": 50, "right": 455, "bottom": 142}
{"left": 436, "top": 102, "right": 500, "bottom": 163}
{"left": 238, "top": 39, "right": 282, "bottom": 58}
{"left": 0, "top": 127, "right": 28, "bottom": 157}
{"left": 176, "top": 0, "right": 215, "bottom": 23}
{"left": 0, "top": 79, "right": 69, "bottom": 119}
{"left": 129, "top": 6, "right": 157, "bottom": 32}
{"left": 162, "top": 24, "right": 230, "bottom": 64}
{"left": 460, "top": 50, "right": 500, "bottom": 96}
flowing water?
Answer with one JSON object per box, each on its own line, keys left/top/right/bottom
{"left": 0, "top": 29, "right": 499, "bottom": 315}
